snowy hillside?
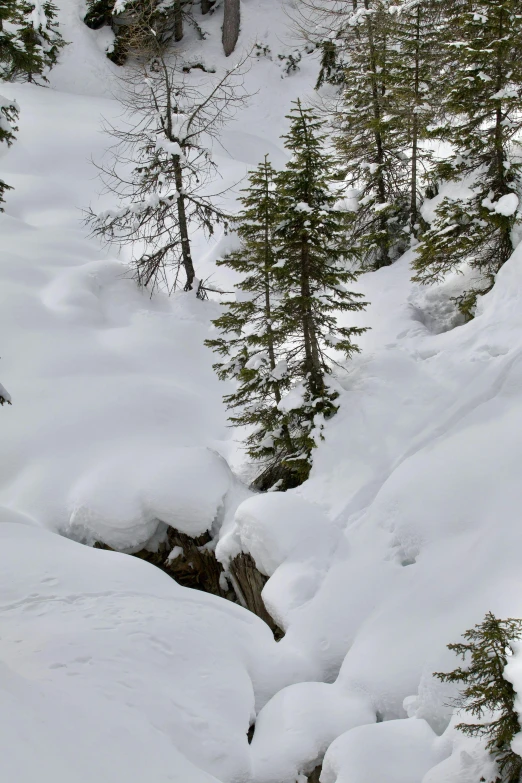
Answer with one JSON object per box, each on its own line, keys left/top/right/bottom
{"left": 2, "top": 1, "right": 522, "bottom": 783}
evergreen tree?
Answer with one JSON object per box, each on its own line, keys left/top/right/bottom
{"left": 386, "top": 0, "right": 441, "bottom": 234}
{"left": 412, "top": 0, "right": 522, "bottom": 318}
{"left": 206, "top": 157, "right": 297, "bottom": 489}
{"left": 436, "top": 612, "right": 522, "bottom": 783}
{"left": 332, "top": 0, "right": 410, "bottom": 269}
{"left": 273, "top": 100, "right": 367, "bottom": 483}
{"left": 0, "top": 0, "right": 65, "bottom": 82}
{"left": 0, "top": 91, "right": 18, "bottom": 208}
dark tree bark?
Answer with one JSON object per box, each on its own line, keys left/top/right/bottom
{"left": 222, "top": 0, "right": 240, "bottom": 56}
{"left": 172, "top": 155, "right": 196, "bottom": 290}
{"left": 201, "top": 0, "right": 213, "bottom": 14}
{"left": 173, "top": 0, "right": 183, "bottom": 41}
{"left": 229, "top": 553, "right": 283, "bottom": 638}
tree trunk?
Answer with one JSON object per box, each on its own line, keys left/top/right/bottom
{"left": 410, "top": 5, "right": 421, "bottom": 232}
{"left": 300, "top": 240, "right": 323, "bottom": 395}
{"left": 365, "top": 0, "right": 389, "bottom": 268}
{"left": 222, "top": 0, "right": 240, "bottom": 56}
{"left": 201, "top": 0, "right": 212, "bottom": 14}
{"left": 229, "top": 553, "right": 283, "bottom": 638}
{"left": 174, "top": 0, "right": 183, "bottom": 41}
{"left": 173, "top": 156, "right": 196, "bottom": 290}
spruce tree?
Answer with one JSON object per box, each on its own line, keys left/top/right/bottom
{"left": 386, "top": 0, "right": 441, "bottom": 234}
{"left": 412, "top": 0, "right": 522, "bottom": 317}
{"left": 0, "top": 0, "right": 65, "bottom": 82}
{"left": 333, "top": 0, "right": 410, "bottom": 269}
{"left": 436, "top": 612, "right": 522, "bottom": 783}
{"left": 274, "top": 100, "right": 367, "bottom": 483}
{"left": 0, "top": 91, "right": 18, "bottom": 208}
{"left": 206, "top": 157, "right": 297, "bottom": 490}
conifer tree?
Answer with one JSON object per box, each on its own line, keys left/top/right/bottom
{"left": 436, "top": 612, "right": 522, "bottom": 783}
{"left": 206, "top": 157, "right": 297, "bottom": 489}
{"left": 0, "top": 91, "right": 18, "bottom": 207}
{"left": 412, "top": 0, "right": 522, "bottom": 317}
{"left": 332, "top": 0, "right": 410, "bottom": 269}
{"left": 387, "top": 0, "right": 441, "bottom": 234}
{"left": 273, "top": 100, "right": 367, "bottom": 483}
{"left": 0, "top": 0, "right": 65, "bottom": 83}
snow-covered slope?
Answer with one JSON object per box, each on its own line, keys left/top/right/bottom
{"left": 2, "top": 1, "right": 522, "bottom": 782}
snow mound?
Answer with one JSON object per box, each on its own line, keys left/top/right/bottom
{"left": 322, "top": 719, "right": 444, "bottom": 783}
{"left": 67, "top": 447, "right": 233, "bottom": 550}
{"left": 0, "top": 522, "right": 316, "bottom": 783}
{"left": 251, "top": 681, "right": 375, "bottom": 783}
{"left": 217, "top": 492, "right": 331, "bottom": 576}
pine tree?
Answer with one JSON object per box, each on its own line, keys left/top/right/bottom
{"left": 273, "top": 100, "right": 367, "bottom": 483}
{"left": 435, "top": 612, "right": 522, "bottom": 783}
{"left": 206, "top": 157, "right": 297, "bottom": 489}
{"left": 386, "top": 0, "right": 441, "bottom": 234}
{"left": 332, "top": 0, "right": 410, "bottom": 270}
{"left": 0, "top": 0, "right": 66, "bottom": 83}
{"left": 412, "top": 0, "right": 522, "bottom": 318}
{"left": 0, "top": 91, "right": 18, "bottom": 208}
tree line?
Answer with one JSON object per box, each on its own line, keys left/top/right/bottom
{"left": 2, "top": 0, "right": 522, "bottom": 496}
{"left": 301, "top": 0, "right": 522, "bottom": 315}
{"left": 205, "top": 0, "right": 522, "bottom": 486}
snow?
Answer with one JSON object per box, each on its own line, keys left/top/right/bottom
{"left": 494, "top": 192, "right": 519, "bottom": 217}
{"left": 3, "top": 0, "right": 522, "bottom": 781}
{"left": 278, "top": 382, "right": 307, "bottom": 412}
{"left": 66, "top": 447, "right": 236, "bottom": 550}
{"left": 251, "top": 682, "right": 375, "bottom": 783}
{"left": 0, "top": 522, "right": 316, "bottom": 783}
{"left": 322, "top": 719, "right": 445, "bottom": 783}
{"left": 217, "top": 492, "right": 332, "bottom": 576}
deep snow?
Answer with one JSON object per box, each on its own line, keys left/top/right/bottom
{"left": 2, "top": 1, "right": 522, "bottom": 782}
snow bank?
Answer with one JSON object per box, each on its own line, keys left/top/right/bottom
{"left": 217, "top": 492, "right": 331, "bottom": 576}
{"left": 0, "top": 523, "right": 316, "bottom": 783}
{"left": 217, "top": 491, "right": 338, "bottom": 630}
{"left": 241, "top": 241, "right": 522, "bottom": 783}
{"left": 322, "top": 719, "right": 444, "bottom": 783}
{"left": 4, "top": 1, "right": 522, "bottom": 782}
{"left": 67, "top": 447, "right": 233, "bottom": 550}
{"left": 251, "top": 682, "right": 375, "bottom": 783}
{"left": 0, "top": 82, "right": 241, "bottom": 546}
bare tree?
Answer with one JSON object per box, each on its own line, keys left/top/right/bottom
{"left": 87, "top": 41, "right": 251, "bottom": 295}
{"left": 222, "top": 0, "right": 240, "bottom": 56}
